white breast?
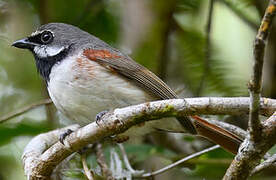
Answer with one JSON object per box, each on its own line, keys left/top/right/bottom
{"left": 47, "top": 52, "right": 182, "bottom": 137}
{"left": 47, "top": 52, "right": 153, "bottom": 123}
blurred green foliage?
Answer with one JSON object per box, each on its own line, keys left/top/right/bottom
{"left": 0, "top": 0, "right": 275, "bottom": 179}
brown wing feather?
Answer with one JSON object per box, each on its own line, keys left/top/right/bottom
{"left": 83, "top": 49, "right": 197, "bottom": 134}
{"left": 83, "top": 49, "right": 177, "bottom": 99}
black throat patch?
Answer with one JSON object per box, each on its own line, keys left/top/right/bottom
{"left": 33, "top": 46, "right": 71, "bottom": 84}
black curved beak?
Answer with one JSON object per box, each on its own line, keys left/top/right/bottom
{"left": 12, "top": 38, "right": 37, "bottom": 50}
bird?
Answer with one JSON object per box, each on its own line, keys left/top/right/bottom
{"left": 12, "top": 23, "right": 243, "bottom": 154}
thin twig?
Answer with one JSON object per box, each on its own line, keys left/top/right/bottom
{"left": 117, "top": 143, "right": 144, "bottom": 175}
{"left": 207, "top": 119, "right": 247, "bottom": 138}
{"left": 181, "top": 158, "right": 232, "bottom": 165}
{"left": 248, "top": 0, "right": 276, "bottom": 142}
{"left": 117, "top": 144, "right": 136, "bottom": 173}
{"left": 81, "top": 154, "right": 94, "bottom": 180}
{"left": 141, "top": 145, "right": 220, "bottom": 178}
{"left": 197, "top": 0, "right": 214, "bottom": 96}
{"left": 0, "top": 98, "right": 52, "bottom": 124}
{"left": 251, "top": 153, "right": 276, "bottom": 175}
{"left": 95, "top": 143, "right": 114, "bottom": 180}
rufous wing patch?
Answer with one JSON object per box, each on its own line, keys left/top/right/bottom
{"left": 83, "top": 49, "right": 122, "bottom": 74}
{"left": 83, "top": 49, "right": 121, "bottom": 61}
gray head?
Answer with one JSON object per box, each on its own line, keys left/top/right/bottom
{"left": 12, "top": 23, "right": 104, "bottom": 82}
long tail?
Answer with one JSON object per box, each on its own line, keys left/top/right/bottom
{"left": 191, "top": 115, "right": 243, "bottom": 154}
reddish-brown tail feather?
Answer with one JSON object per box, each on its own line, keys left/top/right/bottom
{"left": 191, "top": 115, "right": 243, "bottom": 154}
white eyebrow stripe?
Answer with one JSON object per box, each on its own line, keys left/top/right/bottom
{"left": 31, "top": 30, "right": 42, "bottom": 36}
{"left": 30, "top": 30, "right": 54, "bottom": 37}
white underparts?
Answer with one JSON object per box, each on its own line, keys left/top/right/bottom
{"left": 34, "top": 45, "right": 65, "bottom": 58}
{"left": 47, "top": 54, "right": 183, "bottom": 137}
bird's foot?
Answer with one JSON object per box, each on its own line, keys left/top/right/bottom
{"left": 59, "top": 129, "right": 74, "bottom": 145}
{"left": 95, "top": 110, "right": 109, "bottom": 125}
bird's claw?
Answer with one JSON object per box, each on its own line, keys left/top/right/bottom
{"left": 59, "top": 129, "right": 74, "bottom": 145}
{"left": 95, "top": 110, "right": 109, "bottom": 125}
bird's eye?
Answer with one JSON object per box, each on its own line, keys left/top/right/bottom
{"left": 41, "top": 31, "right": 53, "bottom": 44}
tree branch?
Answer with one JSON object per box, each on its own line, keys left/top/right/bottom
{"left": 251, "top": 153, "right": 276, "bottom": 175}
{"left": 223, "top": 111, "right": 276, "bottom": 179}
{"left": 207, "top": 119, "right": 247, "bottom": 138}
{"left": 21, "top": 97, "right": 276, "bottom": 179}
{"left": 248, "top": 0, "right": 276, "bottom": 142}
{"left": 1, "top": 97, "right": 275, "bottom": 125}
{"left": 224, "top": 1, "right": 276, "bottom": 178}
{"left": 0, "top": 98, "right": 52, "bottom": 124}
{"left": 81, "top": 153, "right": 94, "bottom": 180}
{"left": 22, "top": 124, "right": 80, "bottom": 179}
